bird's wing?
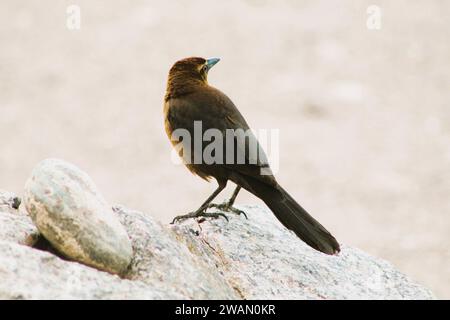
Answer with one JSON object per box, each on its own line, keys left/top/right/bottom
{"left": 167, "top": 86, "right": 275, "bottom": 186}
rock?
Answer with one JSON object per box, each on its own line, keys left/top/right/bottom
{"left": 0, "top": 180, "right": 434, "bottom": 299}
{"left": 171, "top": 205, "right": 435, "bottom": 300}
{"left": 0, "top": 211, "right": 39, "bottom": 246}
{"left": 0, "top": 240, "right": 177, "bottom": 299}
{"left": 0, "top": 190, "right": 38, "bottom": 246}
{"left": 23, "top": 159, "right": 133, "bottom": 275}
{"left": 0, "top": 206, "right": 237, "bottom": 299}
{"left": 113, "top": 205, "right": 238, "bottom": 299}
{"left": 0, "top": 190, "right": 21, "bottom": 213}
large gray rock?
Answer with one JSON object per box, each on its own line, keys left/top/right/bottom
{"left": 171, "top": 205, "right": 435, "bottom": 300}
{"left": 0, "top": 183, "right": 434, "bottom": 299}
{"left": 0, "top": 206, "right": 238, "bottom": 299}
{"left": 23, "top": 159, "right": 133, "bottom": 275}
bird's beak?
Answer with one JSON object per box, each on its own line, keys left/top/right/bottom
{"left": 205, "top": 57, "right": 220, "bottom": 71}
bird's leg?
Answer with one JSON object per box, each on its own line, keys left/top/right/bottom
{"left": 171, "top": 184, "right": 228, "bottom": 224}
{"left": 207, "top": 186, "right": 248, "bottom": 219}
{"left": 226, "top": 185, "right": 241, "bottom": 207}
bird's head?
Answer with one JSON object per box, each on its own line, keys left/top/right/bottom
{"left": 168, "top": 57, "right": 220, "bottom": 83}
{"left": 165, "top": 57, "right": 220, "bottom": 100}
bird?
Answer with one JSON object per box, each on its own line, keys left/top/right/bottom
{"left": 164, "top": 57, "right": 340, "bottom": 255}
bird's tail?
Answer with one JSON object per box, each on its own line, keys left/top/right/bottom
{"left": 238, "top": 176, "right": 340, "bottom": 255}
{"left": 265, "top": 186, "right": 340, "bottom": 254}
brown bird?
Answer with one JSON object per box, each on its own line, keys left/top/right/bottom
{"left": 164, "top": 57, "right": 340, "bottom": 255}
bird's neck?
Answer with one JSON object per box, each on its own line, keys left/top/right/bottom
{"left": 165, "top": 74, "right": 208, "bottom": 101}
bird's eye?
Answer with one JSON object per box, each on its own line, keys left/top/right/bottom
{"left": 202, "top": 65, "right": 208, "bottom": 73}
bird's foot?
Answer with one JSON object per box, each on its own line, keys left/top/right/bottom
{"left": 171, "top": 210, "right": 229, "bottom": 224}
{"left": 207, "top": 202, "right": 248, "bottom": 219}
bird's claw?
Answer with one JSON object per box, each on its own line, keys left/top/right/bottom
{"left": 207, "top": 202, "right": 248, "bottom": 219}
{"left": 171, "top": 210, "right": 229, "bottom": 224}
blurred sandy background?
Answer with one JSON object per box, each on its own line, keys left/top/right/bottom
{"left": 0, "top": 0, "right": 449, "bottom": 298}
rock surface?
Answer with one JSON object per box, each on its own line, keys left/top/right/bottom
{"left": 0, "top": 190, "right": 38, "bottom": 246}
{"left": 0, "top": 211, "right": 39, "bottom": 246}
{"left": 0, "top": 240, "right": 172, "bottom": 299}
{"left": 113, "top": 205, "right": 238, "bottom": 299}
{"left": 0, "top": 205, "right": 237, "bottom": 299}
{"left": 23, "top": 159, "right": 133, "bottom": 275}
{"left": 172, "top": 205, "right": 435, "bottom": 300}
{"left": 0, "top": 190, "right": 21, "bottom": 214}
{"left": 0, "top": 193, "right": 434, "bottom": 299}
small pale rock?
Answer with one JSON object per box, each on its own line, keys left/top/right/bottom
{"left": 23, "top": 159, "right": 133, "bottom": 275}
